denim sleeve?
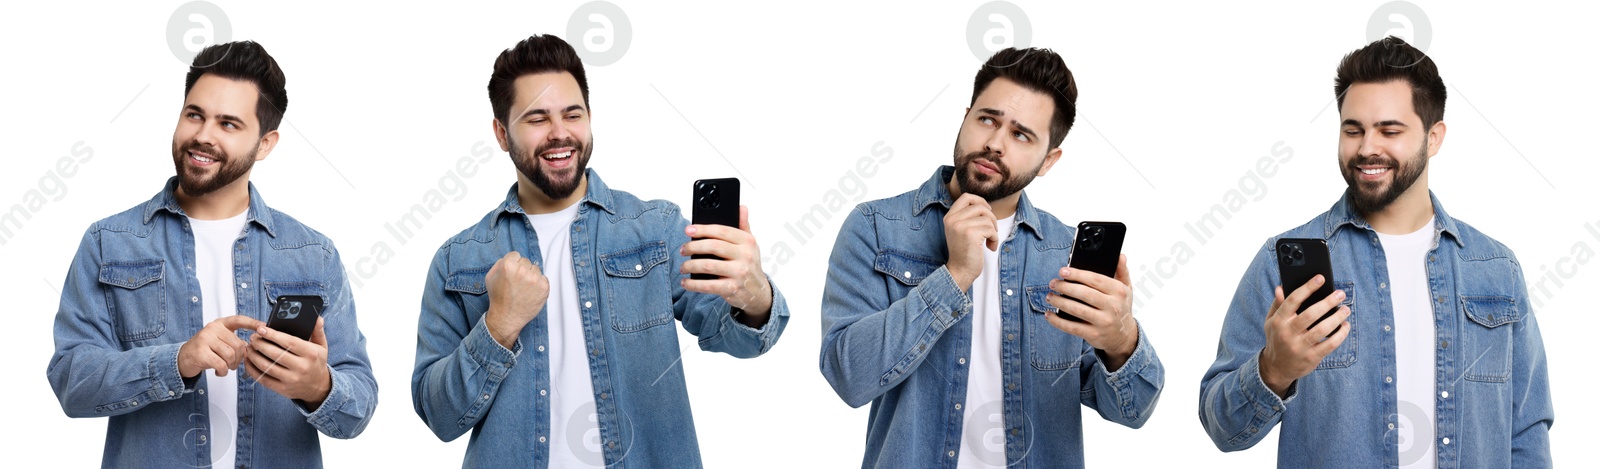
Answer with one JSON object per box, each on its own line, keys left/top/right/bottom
{"left": 1198, "top": 240, "right": 1296, "bottom": 451}
{"left": 295, "top": 242, "right": 377, "bottom": 439}
{"left": 819, "top": 206, "right": 972, "bottom": 408}
{"left": 668, "top": 203, "right": 789, "bottom": 359}
{"left": 411, "top": 246, "right": 520, "bottom": 442}
{"left": 1508, "top": 255, "right": 1553, "bottom": 467}
{"left": 1078, "top": 322, "right": 1163, "bottom": 428}
{"left": 47, "top": 228, "right": 191, "bottom": 418}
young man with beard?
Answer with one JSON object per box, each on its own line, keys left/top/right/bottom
{"left": 411, "top": 35, "right": 788, "bottom": 468}
{"left": 820, "top": 47, "right": 1164, "bottom": 468}
{"left": 47, "top": 41, "right": 378, "bottom": 468}
{"left": 1199, "top": 37, "right": 1553, "bottom": 468}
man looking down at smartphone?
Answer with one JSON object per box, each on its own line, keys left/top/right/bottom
{"left": 410, "top": 34, "right": 788, "bottom": 468}
{"left": 46, "top": 41, "right": 378, "bottom": 468}
{"left": 819, "top": 47, "right": 1164, "bottom": 468}
{"left": 1199, "top": 37, "right": 1553, "bottom": 468}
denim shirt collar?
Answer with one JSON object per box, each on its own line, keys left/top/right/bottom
{"left": 490, "top": 168, "right": 617, "bottom": 228}
{"left": 142, "top": 176, "right": 278, "bottom": 237}
{"left": 912, "top": 165, "right": 1045, "bottom": 240}
{"left": 1323, "top": 189, "right": 1465, "bottom": 248}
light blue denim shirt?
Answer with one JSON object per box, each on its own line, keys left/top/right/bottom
{"left": 820, "top": 166, "right": 1164, "bottom": 468}
{"left": 46, "top": 177, "right": 378, "bottom": 469}
{"left": 1199, "top": 191, "right": 1554, "bottom": 468}
{"left": 411, "top": 169, "right": 788, "bottom": 468}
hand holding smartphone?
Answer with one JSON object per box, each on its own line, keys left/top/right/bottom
{"left": 1274, "top": 238, "right": 1339, "bottom": 331}
{"left": 1058, "top": 221, "right": 1126, "bottom": 322}
{"left": 690, "top": 178, "right": 740, "bottom": 280}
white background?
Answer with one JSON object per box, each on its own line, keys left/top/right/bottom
{"left": 3, "top": 1, "right": 1596, "bottom": 467}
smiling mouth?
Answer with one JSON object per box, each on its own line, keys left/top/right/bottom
{"left": 541, "top": 148, "right": 573, "bottom": 161}
{"left": 188, "top": 150, "right": 218, "bottom": 165}
{"left": 1357, "top": 165, "right": 1391, "bottom": 178}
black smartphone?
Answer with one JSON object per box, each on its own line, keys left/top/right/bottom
{"left": 690, "top": 178, "right": 740, "bottom": 281}
{"left": 267, "top": 295, "right": 323, "bottom": 342}
{"left": 1058, "top": 221, "right": 1126, "bottom": 322}
{"left": 1275, "top": 238, "right": 1339, "bottom": 331}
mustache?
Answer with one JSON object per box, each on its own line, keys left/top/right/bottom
{"left": 1347, "top": 154, "right": 1397, "bottom": 169}
{"left": 962, "top": 150, "right": 1006, "bottom": 173}
{"left": 534, "top": 138, "right": 584, "bottom": 156}
{"left": 178, "top": 141, "right": 225, "bottom": 162}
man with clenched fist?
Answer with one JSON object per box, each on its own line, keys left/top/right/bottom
{"left": 410, "top": 35, "right": 788, "bottom": 468}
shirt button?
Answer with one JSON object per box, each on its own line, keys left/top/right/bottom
{"left": 608, "top": 441, "right": 617, "bottom": 449}
{"left": 948, "top": 451, "right": 956, "bottom": 457}
{"left": 1441, "top": 391, "right": 1449, "bottom": 399}
{"left": 1388, "top": 423, "right": 1395, "bottom": 430}
{"left": 634, "top": 264, "right": 642, "bottom": 271}
{"left": 1442, "top": 437, "right": 1450, "bottom": 445}
{"left": 131, "top": 400, "right": 138, "bottom": 406}
{"left": 600, "top": 393, "right": 608, "bottom": 400}
{"left": 958, "top": 357, "right": 967, "bottom": 365}
{"left": 903, "top": 271, "right": 912, "bottom": 279}
{"left": 1383, "top": 324, "right": 1391, "bottom": 332}
{"left": 1005, "top": 289, "right": 1013, "bottom": 296}
{"left": 1379, "top": 282, "right": 1387, "bottom": 289}
{"left": 1007, "top": 383, "right": 1017, "bottom": 391}
{"left": 537, "top": 345, "right": 546, "bottom": 352}
{"left": 240, "top": 282, "right": 248, "bottom": 289}
{"left": 539, "top": 436, "right": 547, "bottom": 443}
{"left": 954, "top": 403, "right": 962, "bottom": 410}
{"left": 1006, "top": 333, "right": 1014, "bottom": 341}
{"left": 584, "top": 301, "right": 593, "bottom": 308}
{"left": 1440, "top": 340, "right": 1449, "bottom": 349}
{"left": 540, "top": 389, "right": 547, "bottom": 396}
{"left": 482, "top": 394, "right": 490, "bottom": 400}
{"left": 199, "top": 435, "right": 206, "bottom": 443}
{"left": 168, "top": 391, "right": 175, "bottom": 397}
{"left": 1011, "top": 428, "right": 1021, "bottom": 436}
{"left": 192, "top": 296, "right": 200, "bottom": 303}
{"left": 198, "top": 389, "right": 206, "bottom": 395}
{"left": 1385, "top": 376, "right": 1393, "bottom": 384}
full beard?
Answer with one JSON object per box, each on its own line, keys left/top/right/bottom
{"left": 1341, "top": 139, "right": 1428, "bottom": 215}
{"left": 171, "top": 140, "right": 255, "bottom": 198}
{"left": 952, "top": 144, "right": 1038, "bottom": 202}
{"left": 512, "top": 137, "right": 593, "bottom": 200}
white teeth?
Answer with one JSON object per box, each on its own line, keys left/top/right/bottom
{"left": 190, "top": 152, "right": 215, "bottom": 163}
{"left": 543, "top": 151, "right": 572, "bottom": 160}
{"left": 1361, "top": 168, "right": 1386, "bottom": 175}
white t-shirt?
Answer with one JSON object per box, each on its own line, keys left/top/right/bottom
{"left": 958, "top": 215, "right": 1016, "bottom": 468}
{"left": 189, "top": 211, "right": 249, "bottom": 469}
{"left": 526, "top": 204, "right": 603, "bottom": 467}
{"left": 1378, "top": 217, "right": 1437, "bottom": 469}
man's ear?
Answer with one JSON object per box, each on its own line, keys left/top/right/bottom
{"left": 254, "top": 130, "right": 280, "bottom": 161}
{"left": 492, "top": 118, "right": 511, "bottom": 152}
{"left": 1035, "top": 147, "right": 1064, "bottom": 177}
{"left": 1425, "top": 120, "right": 1446, "bottom": 158}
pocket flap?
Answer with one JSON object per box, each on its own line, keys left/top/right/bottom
{"left": 1462, "top": 295, "right": 1518, "bottom": 328}
{"left": 98, "top": 260, "right": 164, "bottom": 289}
{"left": 873, "top": 250, "right": 941, "bottom": 287}
{"left": 265, "top": 281, "right": 325, "bottom": 302}
{"left": 601, "top": 241, "right": 670, "bottom": 278}
{"left": 1026, "top": 285, "right": 1058, "bottom": 314}
{"left": 444, "top": 267, "right": 491, "bottom": 294}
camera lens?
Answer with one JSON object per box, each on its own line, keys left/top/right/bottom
{"left": 1291, "top": 249, "right": 1303, "bottom": 261}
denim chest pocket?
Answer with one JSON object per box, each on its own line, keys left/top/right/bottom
{"left": 1459, "top": 295, "right": 1517, "bottom": 383}
{"left": 98, "top": 260, "right": 167, "bottom": 343}
{"left": 1024, "top": 285, "right": 1083, "bottom": 371}
{"left": 1314, "top": 281, "right": 1359, "bottom": 369}
{"left": 443, "top": 266, "right": 492, "bottom": 317}
{"left": 601, "top": 241, "right": 674, "bottom": 333}
{"left": 873, "top": 249, "right": 942, "bottom": 288}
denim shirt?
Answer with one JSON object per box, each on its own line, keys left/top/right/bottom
{"left": 820, "top": 166, "right": 1164, "bottom": 469}
{"left": 411, "top": 169, "right": 789, "bottom": 468}
{"left": 46, "top": 177, "right": 379, "bottom": 469}
{"left": 1199, "top": 192, "right": 1554, "bottom": 468}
